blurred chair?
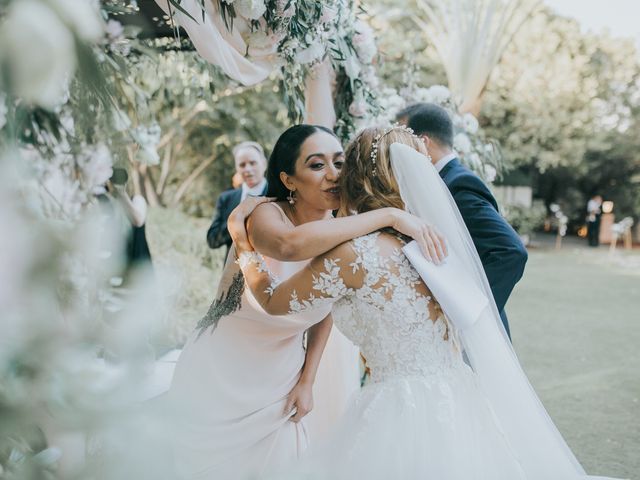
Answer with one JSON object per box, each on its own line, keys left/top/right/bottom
{"left": 610, "top": 217, "right": 634, "bottom": 253}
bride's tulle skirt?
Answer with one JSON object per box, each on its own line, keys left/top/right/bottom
{"left": 273, "top": 364, "right": 528, "bottom": 480}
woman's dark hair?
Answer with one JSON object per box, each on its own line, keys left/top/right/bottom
{"left": 266, "top": 124, "right": 337, "bottom": 201}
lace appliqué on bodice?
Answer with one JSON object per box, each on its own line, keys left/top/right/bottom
{"left": 289, "top": 258, "right": 353, "bottom": 314}
{"left": 334, "top": 233, "right": 462, "bottom": 383}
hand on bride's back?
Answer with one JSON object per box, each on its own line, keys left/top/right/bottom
{"left": 391, "top": 209, "right": 448, "bottom": 264}
{"left": 228, "top": 196, "right": 275, "bottom": 251}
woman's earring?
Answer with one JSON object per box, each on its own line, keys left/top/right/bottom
{"left": 287, "top": 190, "right": 296, "bottom": 205}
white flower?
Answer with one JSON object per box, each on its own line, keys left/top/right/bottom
{"left": 348, "top": 98, "right": 368, "bottom": 118}
{"left": 235, "top": 0, "right": 266, "bottom": 20}
{"left": 376, "top": 87, "right": 405, "bottom": 121}
{"left": 281, "top": 37, "right": 300, "bottom": 55}
{"left": 467, "top": 152, "right": 481, "bottom": 169}
{"left": 49, "top": 0, "right": 104, "bottom": 41}
{"left": 79, "top": 145, "right": 113, "bottom": 192}
{"left": 247, "top": 30, "right": 284, "bottom": 57}
{"left": 59, "top": 111, "right": 75, "bottom": 135}
{"left": 112, "top": 109, "right": 132, "bottom": 132}
{"left": 134, "top": 123, "right": 162, "bottom": 165}
{"left": 40, "top": 168, "right": 83, "bottom": 219}
{"left": 0, "top": 0, "right": 76, "bottom": 109}
{"left": 454, "top": 132, "right": 473, "bottom": 155}
{"left": 0, "top": 94, "right": 7, "bottom": 130}
{"left": 352, "top": 21, "right": 377, "bottom": 64}
{"left": 483, "top": 164, "right": 497, "bottom": 183}
{"left": 105, "top": 20, "right": 124, "bottom": 40}
{"left": 413, "top": 87, "right": 432, "bottom": 103}
{"left": 343, "top": 55, "right": 361, "bottom": 79}
{"left": 276, "top": 0, "right": 296, "bottom": 17}
{"left": 295, "top": 41, "right": 325, "bottom": 64}
{"left": 427, "top": 85, "right": 451, "bottom": 104}
{"left": 361, "top": 66, "right": 380, "bottom": 89}
{"left": 319, "top": 5, "right": 338, "bottom": 24}
{"left": 462, "top": 113, "right": 479, "bottom": 134}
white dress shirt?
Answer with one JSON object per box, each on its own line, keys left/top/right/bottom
{"left": 241, "top": 178, "right": 267, "bottom": 201}
{"left": 434, "top": 152, "right": 458, "bottom": 173}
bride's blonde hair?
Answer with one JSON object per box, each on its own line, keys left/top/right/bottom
{"left": 339, "top": 126, "right": 426, "bottom": 216}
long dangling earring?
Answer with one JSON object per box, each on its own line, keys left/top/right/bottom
{"left": 287, "top": 189, "right": 296, "bottom": 205}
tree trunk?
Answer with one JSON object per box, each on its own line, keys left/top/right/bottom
{"left": 156, "top": 143, "right": 172, "bottom": 197}
{"left": 139, "top": 164, "right": 160, "bottom": 207}
{"left": 171, "top": 154, "right": 217, "bottom": 207}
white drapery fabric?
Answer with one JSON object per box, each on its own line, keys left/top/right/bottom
{"left": 153, "top": 0, "right": 336, "bottom": 126}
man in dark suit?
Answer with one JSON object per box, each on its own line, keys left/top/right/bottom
{"left": 207, "top": 141, "right": 268, "bottom": 256}
{"left": 397, "top": 103, "right": 527, "bottom": 338}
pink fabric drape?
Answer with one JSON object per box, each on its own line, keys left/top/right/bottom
{"left": 153, "top": 0, "right": 336, "bottom": 123}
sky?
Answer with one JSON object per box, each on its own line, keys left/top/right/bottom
{"left": 544, "top": 0, "right": 640, "bottom": 46}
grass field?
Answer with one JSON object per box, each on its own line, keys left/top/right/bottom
{"left": 508, "top": 246, "right": 640, "bottom": 479}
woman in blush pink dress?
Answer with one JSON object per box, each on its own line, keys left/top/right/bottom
{"left": 166, "top": 125, "right": 447, "bottom": 480}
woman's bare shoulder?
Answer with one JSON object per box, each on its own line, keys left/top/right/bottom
{"left": 247, "top": 201, "right": 290, "bottom": 233}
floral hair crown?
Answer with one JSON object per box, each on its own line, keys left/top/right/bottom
{"left": 370, "top": 124, "right": 417, "bottom": 175}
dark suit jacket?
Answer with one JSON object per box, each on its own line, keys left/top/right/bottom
{"left": 206, "top": 183, "right": 268, "bottom": 251}
{"left": 439, "top": 159, "right": 527, "bottom": 337}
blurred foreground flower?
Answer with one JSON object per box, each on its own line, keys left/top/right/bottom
{"left": 0, "top": 151, "right": 174, "bottom": 478}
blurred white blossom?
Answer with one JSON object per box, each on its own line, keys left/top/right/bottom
{"left": 105, "top": 19, "right": 124, "bottom": 40}
{"left": 295, "top": 41, "right": 325, "bottom": 64}
{"left": 78, "top": 144, "right": 113, "bottom": 194}
{"left": 50, "top": 0, "right": 104, "bottom": 41}
{"left": 353, "top": 21, "right": 377, "bottom": 64}
{"left": 319, "top": 4, "right": 338, "bottom": 24}
{"left": 454, "top": 132, "right": 473, "bottom": 154}
{"left": 0, "top": 0, "right": 76, "bottom": 109}
{"left": 134, "top": 123, "right": 162, "bottom": 165}
{"left": 235, "top": 0, "right": 266, "bottom": 20}
{"left": 111, "top": 108, "right": 132, "bottom": 132}
{"left": 344, "top": 55, "right": 361, "bottom": 79}
{"left": 483, "top": 164, "right": 497, "bottom": 183}
{"left": 348, "top": 97, "right": 368, "bottom": 118}
{"left": 462, "top": 113, "right": 479, "bottom": 134}
{"left": 0, "top": 94, "right": 7, "bottom": 130}
{"left": 428, "top": 85, "right": 451, "bottom": 104}
{"left": 276, "top": 0, "right": 296, "bottom": 17}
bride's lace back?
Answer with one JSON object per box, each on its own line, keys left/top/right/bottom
{"left": 333, "top": 232, "right": 462, "bottom": 383}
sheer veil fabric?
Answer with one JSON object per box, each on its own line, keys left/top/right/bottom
{"left": 389, "top": 143, "right": 620, "bottom": 479}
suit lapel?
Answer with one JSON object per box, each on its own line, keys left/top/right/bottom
{"left": 229, "top": 188, "right": 242, "bottom": 211}
{"left": 438, "top": 158, "right": 460, "bottom": 182}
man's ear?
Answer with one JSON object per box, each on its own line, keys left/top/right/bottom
{"left": 279, "top": 171, "right": 295, "bottom": 191}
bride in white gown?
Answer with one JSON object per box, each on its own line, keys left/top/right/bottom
{"left": 229, "top": 126, "right": 621, "bottom": 479}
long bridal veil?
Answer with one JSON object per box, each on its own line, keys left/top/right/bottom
{"left": 389, "top": 143, "right": 616, "bottom": 479}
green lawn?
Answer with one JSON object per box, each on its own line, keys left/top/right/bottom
{"left": 508, "top": 247, "right": 640, "bottom": 479}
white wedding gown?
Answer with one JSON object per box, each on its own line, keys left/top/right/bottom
{"left": 253, "top": 232, "right": 528, "bottom": 478}
{"left": 240, "top": 231, "right": 620, "bottom": 479}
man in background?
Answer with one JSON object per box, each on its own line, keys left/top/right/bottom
{"left": 207, "top": 141, "right": 268, "bottom": 257}
{"left": 397, "top": 103, "right": 527, "bottom": 338}
{"left": 586, "top": 194, "right": 603, "bottom": 247}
